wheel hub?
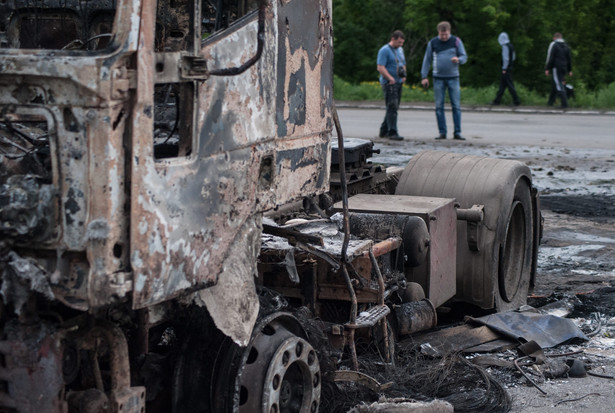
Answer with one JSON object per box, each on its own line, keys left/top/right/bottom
{"left": 238, "top": 318, "right": 321, "bottom": 413}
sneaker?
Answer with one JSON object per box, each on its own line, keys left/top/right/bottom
{"left": 453, "top": 134, "right": 465, "bottom": 140}
{"left": 379, "top": 131, "right": 387, "bottom": 138}
{"left": 435, "top": 134, "right": 446, "bottom": 140}
{"left": 490, "top": 101, "right": 500, "bottom": 105}
{"left": 388, "top": 135, "right": 404, "bottom": 141}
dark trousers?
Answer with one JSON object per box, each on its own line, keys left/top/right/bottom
{"left": 379, "top": 83, "right": 402, "bottom": 137}
{"left": 548, "top": 67, "right": 568, "bottom": 108}
{"left": 493, "top": 69, "right": 520, "bottom": 105}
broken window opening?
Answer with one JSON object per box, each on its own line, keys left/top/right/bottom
{"left": 153, "top": 83, "right": 194, "bottom": 159}
{"left": 202, "top": 0, "right": 259, "bottom": 38}
{"left": 153, "top": 0, "right": 197, "bottom": 160}
{"left": 156, "top": 0, "right": 193, "bottom": 52}
{"left": 0, "top": 116, "right": 52, "bottom": 183}
{"left": 2, "top": 1, "right": 116, "bottom": 51}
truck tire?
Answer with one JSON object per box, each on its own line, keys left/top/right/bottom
{"left": 173, "top": 311, "right": 321, "bottom": 413}
{"left": 395, "top": 151, "right": 537, "bottom": 312}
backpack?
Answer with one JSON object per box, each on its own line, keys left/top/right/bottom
{"left": 506, "top": 42, "right": 516, "bottom": 69}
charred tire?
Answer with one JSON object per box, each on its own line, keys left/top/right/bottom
{"left": 173, "top": 311, "right": 321, "bottom": 413}
{"left": 496, "top": 180, "right": 533, "bottom": 310}
{"left": 395, "top": 151, "right": 537, "bottom": 311}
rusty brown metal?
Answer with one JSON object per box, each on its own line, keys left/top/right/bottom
{"left": 1, "top": 0, "right": 335, "bottom": 357}
{"left": 0, "top": 0, "right": 142, "bottom": 311}
{"left": 333, "top": 370, "right": 393, "bottom": 392}
{"left": 394, "top": 298, "right": 438, "bottom": 336}
{"left": 70, "top": 320, "right": 146, "bottom": 412}
{"left": 129, "top": 1, "right": 333, "bottom": 336}
{"left": 364, "top": 238, "right": 403, "bottom": 260}
{"left": 369, "top": 248, "right": 390, "bottom": 362}
{"left": 1, "top": 0, "right": 334, "bottom": 330}
{"left": 0, "top": 321, "right": 67, "bottom": 412}
{"left": 338, "top": 194, "right": 458, "bottom": 308}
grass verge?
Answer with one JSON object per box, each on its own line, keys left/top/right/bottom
{"left": 334, "top": 76, "right": 615, "bottom": 109}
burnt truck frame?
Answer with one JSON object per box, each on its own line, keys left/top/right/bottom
{"left": 0, "top": 0, "right": 541, "bottom": 412}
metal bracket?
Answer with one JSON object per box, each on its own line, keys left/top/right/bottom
{"left": 456, "top": 204, "right": 484, "bottom": 252}
{"left": 180, "top": 55, "right": 209, "bottom": 80}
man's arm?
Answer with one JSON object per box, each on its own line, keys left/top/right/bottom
{"left": 420, "top": 40, "right": 433, "bottom": 87}
{"left": 501, "top": 44, "right": 510, "bottom": 71}
{"left": 545, "top": 41, "right": 554, "bottom": 71}
{"left": 455, "top": 37, "right": 468, "bottom": 65}
{"left": 377, "top": 64, "right": 395, "bottom": 84}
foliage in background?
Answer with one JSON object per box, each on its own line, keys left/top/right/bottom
{"left": 332, "top": 0, "right": 615, "bottom": 100}
{"left": 332, "top": 0, "right": 409, "bottom": 84}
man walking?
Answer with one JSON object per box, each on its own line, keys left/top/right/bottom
{"left": 421, "top": 21, "right": 467, "bottom": 140}
{"left": 491, "top": 32, "right": 520, "bottom": 106}
{"left": 377, "top": 30, "right": 406, "bottom": 141}
{"left": 545, "top": 32, "right": 573, "bottom": 108}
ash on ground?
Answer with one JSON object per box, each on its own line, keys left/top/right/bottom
{"left": 333, "top": 138, "right": 615, "bottom": 412}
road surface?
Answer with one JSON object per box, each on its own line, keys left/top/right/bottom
{"left": 335, "top": 105, "right": 615, "bottom": 149}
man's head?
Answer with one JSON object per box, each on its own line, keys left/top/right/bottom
{"left": 553, "top": 32, "right": 562, "bottom": 40}
{"left": 437, "top": 21, "right": 451, "bottom": 42}
{"left": 389, "top": 30, "right": 405, "bottom": 48}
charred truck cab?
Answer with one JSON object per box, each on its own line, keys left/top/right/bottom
{"left": 0, "top": 1, "right": 540, "bottom": 412}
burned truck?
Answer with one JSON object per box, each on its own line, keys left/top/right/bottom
{"left": 0, "top": 0, "right": 541, "bottom": 412}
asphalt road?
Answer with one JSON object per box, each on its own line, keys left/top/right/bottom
{"left": 335, "top": 104, "right": 615, "bottom": 149}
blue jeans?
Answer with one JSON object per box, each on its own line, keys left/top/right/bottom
{"left": 433, "top": 77, "right": 461, "bottom": 136}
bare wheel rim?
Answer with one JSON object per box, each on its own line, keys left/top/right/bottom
{"left": 238, "top": 319, "right": 321, "bottom": 413}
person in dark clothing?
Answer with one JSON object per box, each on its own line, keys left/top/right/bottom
{"left": 377, "top": 30, "right": 406, "bottom": 140}
{"left": 491, "top": 32, "right": 520, "bottom": 106}
{"left": 545, "top": 32, "right": 573, "bottom": 108}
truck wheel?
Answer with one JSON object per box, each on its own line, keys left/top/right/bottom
{"left": 496, "top": 179, "right": 533, "bottom": 310}
{"left": 395, "top": 151, "right": 537, "bottom": 312}
{"left": 174, "top": 312, "right": 321, "bottom": 413}
{"left": 234, "top": 315, "right": 321, "bottom": 413}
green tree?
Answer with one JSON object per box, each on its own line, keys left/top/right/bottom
{"left": 404, "top": 0, "right": 531, "bottom": 87}
{"left": 332, "top": 0, "right": 407, "bottom": 84}
{"left": 550, "top": 0, "right": 615, "bottom": 90}
{"left": 333, "top": 0, "right": 615, "bottom": 93}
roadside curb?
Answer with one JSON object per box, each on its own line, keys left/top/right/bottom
{"left": 334, "top": 101, "right": 615, "bottom": 116}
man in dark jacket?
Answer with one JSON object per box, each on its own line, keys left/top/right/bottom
{"left": 491, "top": 32, "right": 520, "bottom": 106}
{"left": 545, "top": 32, "right": 573, "bottom": 108}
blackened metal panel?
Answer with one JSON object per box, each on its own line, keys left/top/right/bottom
{"left": 0, "top": 0, "right": 149, "bottom": 310}
{"left": 130, "top": 0, "right": 334, "bottom": 314}
{"left": 276, "top": 0, "right": 334, "bottom": 140}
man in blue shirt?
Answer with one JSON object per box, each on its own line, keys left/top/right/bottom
{"left": 377, "top": 30, "right": 406, "bottom": 141}
{"left": 421, "top": 21, "right": 468, "bottom": 140}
